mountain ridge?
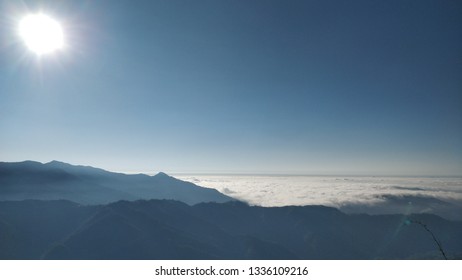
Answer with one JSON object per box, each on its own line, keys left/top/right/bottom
{"left": 0, "top": 160, "right": 234, "bottom": 205}
{"left": 0, "top": 199, "right": 461, "bottom": 260}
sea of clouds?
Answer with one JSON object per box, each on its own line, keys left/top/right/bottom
{"left": 175, "top": 175, "right": 462, "bottom": 220}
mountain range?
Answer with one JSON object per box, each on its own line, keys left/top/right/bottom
{"left": 0, "top": 161, "right": 233, "bottom": 205}
{"left": 0, "top": 199, "right": 461, "bottom": 259}
{"left": 0, "top": 161, "right": 461, "bottom": 259}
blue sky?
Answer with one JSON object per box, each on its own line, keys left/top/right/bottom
{"left": 1, "top": 0, "right": 461, "bottom": 175}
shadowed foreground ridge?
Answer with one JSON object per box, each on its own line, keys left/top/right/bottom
{"left": 0, "top": 199, "right": 461, "bottom": 260}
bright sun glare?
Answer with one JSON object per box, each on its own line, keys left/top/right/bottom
{"left": 19, "top": 14, "right": 64, "bottom": 55}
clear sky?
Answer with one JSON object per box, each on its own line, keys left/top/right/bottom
{"left": 0, "top": 0, "right": 461, "bottom": 175}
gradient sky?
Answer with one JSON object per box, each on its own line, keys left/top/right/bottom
{"left": 1, "top": 0, "right": 461, "bottom": 175}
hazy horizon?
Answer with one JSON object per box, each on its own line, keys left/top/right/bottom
{"left": 2, "top": 159, "right": 462, "bottom": 178}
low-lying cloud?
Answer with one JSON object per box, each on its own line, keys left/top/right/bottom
{"left": 176, "top": 175, "right": 462, "bottom": 220}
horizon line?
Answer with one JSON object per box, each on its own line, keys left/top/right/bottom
{"left": 2, "top": 160, "right": 461, "bottom": 178}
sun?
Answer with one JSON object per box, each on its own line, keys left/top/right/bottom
{"left": 19, "top": 13, "right": 64, "bottom": 55}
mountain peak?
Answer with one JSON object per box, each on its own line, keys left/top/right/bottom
{"left": 154, "top": 172, "right": 170, "bottom": 178}
{"left": 46, "top": 160, "right": 70, "bottom": 167}
{"left": 0, "top": 161, "right": 235, "bottom": 205}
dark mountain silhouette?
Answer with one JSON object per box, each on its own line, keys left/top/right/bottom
{"left": 0, "top": 200, "right": 99, "bottom": 259}
{"left": 0, "top": 199, "right": 461, "bottom": 260}
{"left": 0, "top": 161, "right": 233, "bottom": 205}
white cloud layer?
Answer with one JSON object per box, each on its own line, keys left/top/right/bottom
{"left": 176, "top": 175, "right": 462, "bottom": 220}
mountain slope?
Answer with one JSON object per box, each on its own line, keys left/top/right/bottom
{"left": 1, "top": 199, "right": 461, "bottom": 260}
{"left": 0, "top": 161, "right": 233, "bottom": 205}
{"left": 0, "top": 200, "right": 98, "bottom": 259}
{"left": 45, "top": 200, "right": 296, "bottom": 260}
